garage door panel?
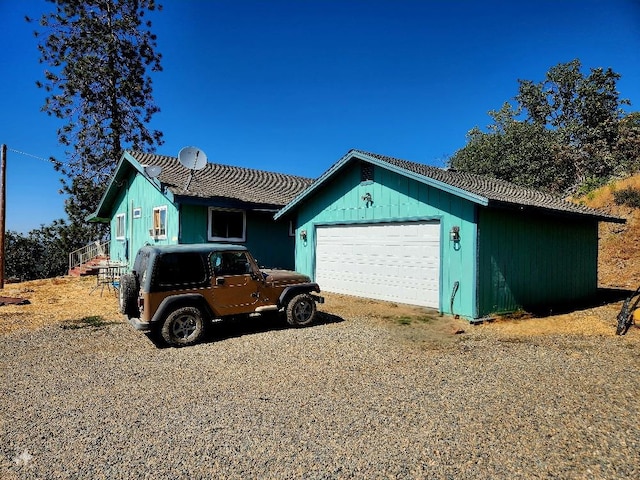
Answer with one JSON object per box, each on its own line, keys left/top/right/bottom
{"left": 315, "top": 222, "right": 440, "bottom": 308}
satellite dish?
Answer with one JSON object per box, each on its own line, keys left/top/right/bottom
{"left": 178, "top": 146, "right": 208, "bottom": 191}
{"left": 144, "top": 165, "right": 162, "bottom": 178}
{"left": 178, "top": 146, "right": 207, "bottom": 171}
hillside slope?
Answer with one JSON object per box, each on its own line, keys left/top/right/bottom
{"left": 574, "top": 175, "right": 640, "bottom": 289}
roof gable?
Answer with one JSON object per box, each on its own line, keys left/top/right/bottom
{"left": 275, "top": 149, "right": 624, "bottom": 223}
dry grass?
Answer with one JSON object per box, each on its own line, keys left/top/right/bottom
{"left": 574, "top": 175, "right": 640, "bottom": 289}
{"left": 0, "top": 276, "right": 122, "bottom": 335}
{"left": 475, "top": 303, "right": 625, "bottom": 337}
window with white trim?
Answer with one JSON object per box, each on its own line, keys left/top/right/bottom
{"left": 115, "top": 213, "right": 126, "bottom": 240}
{"left": 208, "top": 208, "right": 246, "bottom": 242}
{"left": 152, "top": 206, "right": 167, "bottom": 238}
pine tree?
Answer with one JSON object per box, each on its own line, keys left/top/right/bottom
{"left": 29, "top": 0, "right": 164, "bottom": 240}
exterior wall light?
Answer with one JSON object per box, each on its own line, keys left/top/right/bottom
{"left": 299, "top": 229, "right": 307, "bottom": 242}
{"left": 362, "top": 192, "right": 373, "bottom": 207}
{"left": 450, "top": 226, "right": 460, "bottom": 242}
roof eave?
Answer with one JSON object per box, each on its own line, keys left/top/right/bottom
{"left": 173, "top": 194, "right": 285, "bottom": 212}
{"left": 488, "top": 200, "right": 627, "bottom": 224}
{"left": 86, "top": 152, "right": 136, "bottom": 222}
{"left": 275, "top": 150, "right": 490, "bottom": 220}
{"left": 355, "top": 151, "right": 489, "bottom": 207}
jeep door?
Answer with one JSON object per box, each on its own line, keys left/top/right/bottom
{"left": 207, "top": 251, "right": 261, "bottom": 316}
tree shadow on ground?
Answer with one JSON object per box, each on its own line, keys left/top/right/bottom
{"left": 146, "top": 311, "right": 345, "bottom": 349}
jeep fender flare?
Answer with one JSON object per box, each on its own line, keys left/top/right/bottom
{"left": 278, "top": 283, "right": 321, "bottom": 308}
{"left": 150, "top": 293, "right": 214, "bottom": 325}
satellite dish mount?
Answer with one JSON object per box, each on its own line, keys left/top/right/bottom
{"left": 178, "top": 146, "right": 207, "bottom": 191}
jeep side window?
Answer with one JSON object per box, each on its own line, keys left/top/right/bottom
{"left": 211, "top": 252, "right": 251, "bottom": 276}
{"left": 154, "top": 252, "right": 207, "bottom": 287}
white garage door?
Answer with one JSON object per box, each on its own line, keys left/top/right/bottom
{"left": 315, "top": 221, "right": 440, "bottom": 308}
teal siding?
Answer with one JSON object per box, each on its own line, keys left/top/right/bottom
{"left": 180, "top": 204, "right": 295, "bottom": 269}
{"left": 179, "top": 204, "right": 209, "bottom": 244}
{"left": 108, "top": 173, "right": 294, "bottom": 270}
{"left": 476, "top": 208, "right": 598, "bottom": 317}
{"left": 295, "top": 162, "right": 478, "bottom": 317}
{"left": 244, "top": 214, "right": 295, "bottom": 270}
{"left": 109, "top": 172, "right": 179, "bottom": 267}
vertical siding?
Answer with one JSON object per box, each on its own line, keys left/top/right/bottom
{"left": 109, "top": 173, "right": 179, "bottom": 268}
{"left": 295, "top": 161, "right": 478, "bottom": 318}
{"left": 179, "top": 204, "right": 295, "bottom": 270}
{"left": 109, "top": 174, "right": 295, "bottom": 270}
{"left": 476, "top": 208, "right": 598, "bottom": 317}
{"left": 246, "top": 214, "right": 295, "bottom": 270}
{"left": 179, "top": 204, "right": 208, "bottom": 243}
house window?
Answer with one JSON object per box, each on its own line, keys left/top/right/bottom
{"left": 152, "top": 206, "right": 167, "bottom": 238}
{"left": 115, "top": 213, "right": 126, "bottom": 240}
{"left": 208, "top": 208, "right": 246, "bottom": 242}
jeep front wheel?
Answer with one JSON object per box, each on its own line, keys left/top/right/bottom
{"left": 161, "top": 306, "right": 205, "bottom": 347}
{"left": 286, "top": 293, "right": 317, "bottom": 327}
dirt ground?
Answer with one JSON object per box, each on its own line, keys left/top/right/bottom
{"left": 1, "top": 176, "right": 639, "bottom": 342}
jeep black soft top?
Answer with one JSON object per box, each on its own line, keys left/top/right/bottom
{"left": 131, "top": 243, "right": 250, "bottom": 292}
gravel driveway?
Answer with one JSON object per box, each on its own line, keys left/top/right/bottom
{"left": 1, "top": 311, "right": 639, "bottom": 479}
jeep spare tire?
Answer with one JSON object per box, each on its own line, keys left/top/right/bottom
{"left": 161, "top": 306, "right": 205, "bottom": 347}
{"left": 286, "top": 293, "right": 317, "bottom": 327}
{"left": 119, "top": 273, "right": 140, "bottom": 318}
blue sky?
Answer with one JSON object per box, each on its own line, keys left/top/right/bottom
{"left": 2, "top": 0, "right": 639, "bottom": 233}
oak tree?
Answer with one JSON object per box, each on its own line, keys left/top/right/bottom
{"left": 449, "top": 59, "right": 636, "bottom": 194}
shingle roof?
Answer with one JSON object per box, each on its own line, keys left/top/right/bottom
{"left": 275, "top": 149, "right": 624, "bottom": 223}
{"left": 352, "top": 150, "right": 624, "bottom": 222}
{"left": 129, "top": 151, "right": 314, "bottom": 208}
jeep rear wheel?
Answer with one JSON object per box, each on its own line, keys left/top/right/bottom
{"left": 119, "top": 274, "right": 139, "bottom": 318}
{"left": 161, "top": 306, "right": 205, "bottom": 347}
{"left": 286, "top": 293, "right": 316, "bottom": 327}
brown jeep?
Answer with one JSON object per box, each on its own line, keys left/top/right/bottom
{"left": 119, "top": 244, "right": 324, "bottom": 347}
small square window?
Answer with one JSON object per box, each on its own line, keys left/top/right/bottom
{"left": 132, "top": 207, "right": 142, "bottom": 219}
{"left": 208, "top": 208, "right": 246, "bottom": 242}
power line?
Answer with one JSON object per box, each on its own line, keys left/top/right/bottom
{"left": 6, "top": 147, "right": 70, "bottom": 167}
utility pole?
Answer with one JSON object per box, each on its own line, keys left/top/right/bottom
{"left": 0, "top": 144, "right": 6, "bottom": 289}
